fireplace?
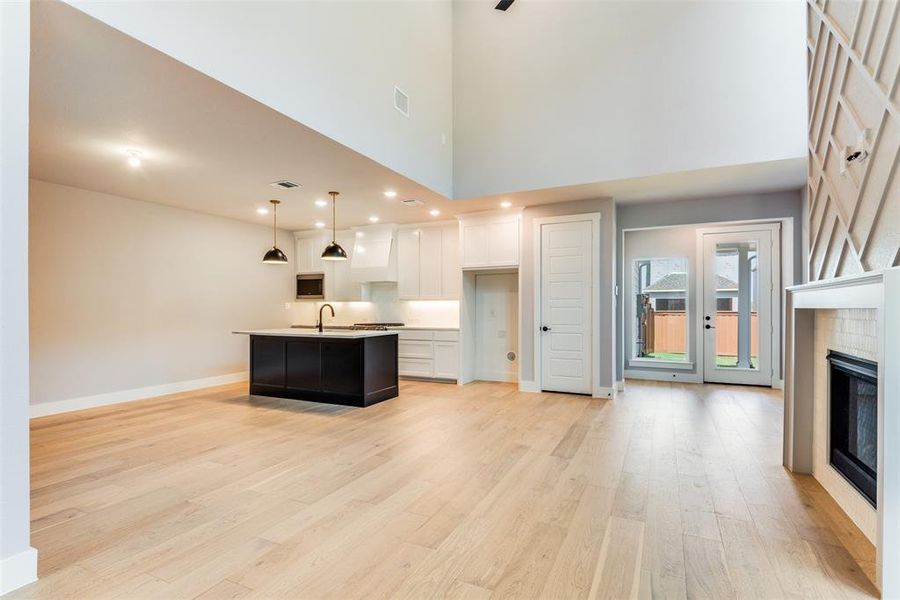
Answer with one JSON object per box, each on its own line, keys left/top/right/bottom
{"left": 828, "top": 350, "right": 878, "bottom": 507}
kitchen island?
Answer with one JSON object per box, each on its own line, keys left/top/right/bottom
{"left": 233, "top": 329, "right": 398, "bottom": 407}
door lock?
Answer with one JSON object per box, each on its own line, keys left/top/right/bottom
{"left": 704, "top": 315, "right": 711, "bottom": 321}
{"left": 541, "top": 326, "right": 551, "bottom": 332}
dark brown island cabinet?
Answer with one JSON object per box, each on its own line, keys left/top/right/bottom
{"left": 234, "top": 330, "right": 399, "bottom": 407}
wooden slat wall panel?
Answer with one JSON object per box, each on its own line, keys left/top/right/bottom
{"left": 807, "top": 0, "right": 900, "bottom": 281}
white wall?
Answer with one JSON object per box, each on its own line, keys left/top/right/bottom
{"left": 452, "top": 0, "right": 807, "bottom": 198}
{"left": 29, "top": 180, "right": 295, "bottom": 409}
{"left": 66, "top": 0, "right": 453, "bottom": 197}
{"left": 1, "top": 1, "right": 37, "bottom": 593}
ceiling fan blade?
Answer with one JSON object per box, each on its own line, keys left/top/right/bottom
{"left": 495, "top": 0, "right": 515, "bottom": 11}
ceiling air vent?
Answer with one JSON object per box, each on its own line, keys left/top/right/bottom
{"left": 269, "top": 180, "right": 301, "bottom": 189}
{"left": 401, "top": 198, "right": 424, "bottom": 207}
{"left": 394, "top": 86, "right": 410, "bottom": 118}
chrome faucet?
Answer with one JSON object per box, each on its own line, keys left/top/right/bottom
{"left": 317, "top": 303, "right": 335, "bottom": 333}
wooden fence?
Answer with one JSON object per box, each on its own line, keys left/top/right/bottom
{"left": 644, "top": 311, "right": 758, "bottom": 356}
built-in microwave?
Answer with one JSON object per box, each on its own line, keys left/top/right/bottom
{"left": 296, "top": 273, "right": 325, "bottom": 299}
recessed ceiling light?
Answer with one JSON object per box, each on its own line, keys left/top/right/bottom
{"left": 256, "top": 207, "right": 269, "bottom": 215}
{"left": 500, "top": 200, "right": 512, "bottom": 208}
{"left": 314, "top": 221, "right": 325, "bottom": 228}
{"left": 429, "top": 209, "right": 441, "bottom": 216}
{"left": 384, "top": 191, "right": 397, "bottom": 198}
{"left": 315, "top": 199, "right": 327, "bottom": 207}
{"left": 369, "top": 216, "right": 380, "bottom": 223}
{"left": 126, "top": 149, "right": 142, "bottom": 168}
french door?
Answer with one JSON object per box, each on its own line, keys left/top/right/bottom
{"left": 701, "top": 226, "right": 776, "bottom": 386}
{"left": 540, "top": 220, "right": 592, "bottom": 394}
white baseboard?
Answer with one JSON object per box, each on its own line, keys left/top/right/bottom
{"left": 30, "top": 372, "right": 248, "bottom": 418}
{"left": 772, "top": 378, "right": 785, "bottom": 390}
{"left": 518, "top": 380, "right": 540, "bottom": 393}
{"left": 615, "top": 380, "right": 625, "bottom": 392}
{"left": 1, "top": 547, "right": 37, "bottom": 595}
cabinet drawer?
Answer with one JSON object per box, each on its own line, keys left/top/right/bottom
{"left": 433, "top": 330, "right": 459, "bottom": 342}
{"left": 398, "top": 330, "right": 434, "bottom": 341}
{"left": 399, "top": 358, "right": 434, "bottom": 378}
{"left": 398, "top": 340, "right": 433, "bottom": 359}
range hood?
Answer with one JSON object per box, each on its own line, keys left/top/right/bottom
{"left": 350, "top": 225, "right": 397, "bottom": 282}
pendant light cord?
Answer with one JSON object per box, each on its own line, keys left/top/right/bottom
{"left": 272, "top": 200, "right": 278, "bottom": 247}
{"left": 330, "top": 191, "right": 338, "bottom": 242}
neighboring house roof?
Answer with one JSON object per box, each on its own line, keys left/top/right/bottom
{"left": 642, "top": 272, "right": 738, "bottom": 293}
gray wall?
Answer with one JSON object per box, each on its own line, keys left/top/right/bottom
{"left": 616, "top": 189, "right": 804, "bottom": 381}
{"left": 29, "top": 180, "right": 296, "bottom": 406}
{"left": 1, "top": 1, "right": 34, "bottom": 590}
{"left": 520, "top": 198, "right": 616, "bottom": 391}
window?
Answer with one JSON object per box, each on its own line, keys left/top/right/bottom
{"left": 631, "top": 257, "right": 689, "bottom": 363}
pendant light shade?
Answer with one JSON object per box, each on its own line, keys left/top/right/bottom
{"left": 321, "top": 191, "right": 348, "bottom": 261}
{"left": 262, "top": 199, "right": 288, "bottom": 264}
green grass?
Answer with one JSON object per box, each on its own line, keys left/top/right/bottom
{"left": 643, "top": 352, "right": 759, "bottom": 367}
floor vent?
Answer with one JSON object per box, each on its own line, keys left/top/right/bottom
{"left": 394, "top": 86, "right": 410, "bottom": 117}
{"left": 270, "top": 180, "right": 301, "bottom": 189}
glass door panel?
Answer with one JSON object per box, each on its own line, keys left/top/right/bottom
{"left": 702, "top": 228, "right": 773, "bottom": 386}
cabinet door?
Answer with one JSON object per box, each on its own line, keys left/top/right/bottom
{"left": 441, "top": 224, "right": 459, "bottom": 298}
{"left": 285, "top": 340, "right": 321, "bottom": 391}
{"left": 252, "top": 338, "right": 285, "bottom": 387}
{"left": 419, "top": 228, "right": 443, "bottom": 299}
{"left": 329, "top": 232, "right": 362, "bottom": 301}
{"left": 487, "top": 219, "right": 519, "bottom": 266}
{"left": 462, "top": 223, "right": 488, "bottom": 268}
{"left": 295, "top": 237, "right": 312, "bottom": 273}
{"left": 433, "top": 341, "right": 459, "bottom": 379}
{"left": 321, "top": 341, "right": 362, "bottom": 395}
{"left": 397, "top": 229, "right": 420, "bottom": 299}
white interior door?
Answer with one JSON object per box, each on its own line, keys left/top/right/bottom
{"left": 701, "top": 228, "right": 774, "bottom": 386}
{"left": 540, "top": 221, "right": 592, "bottom": 394}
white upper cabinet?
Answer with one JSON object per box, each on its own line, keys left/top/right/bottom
{"left": 329, "top": 231, "right": 366, "bottom": 301}
{"left": 459, "top": 211, "right": 521, "bottom": 269}
{"left": 441, "top": 223, "right": 459, "bottom": 298}
{"left": 295, "top": 232, "right": 329, "bottom": 274}
{"left": 397, "top": 222, "right": 460, "bottom": 300}
{"left": 418, "top": 227, "right": 443, "bottom": 299}
{"left": 397, "top": 229, "right": 420, "bottom": 299}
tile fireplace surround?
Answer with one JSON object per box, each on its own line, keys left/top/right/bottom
{"left": 784, "top": 267, "right": 900, "bottom": 595}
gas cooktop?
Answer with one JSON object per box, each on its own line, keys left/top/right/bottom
{"left": 350, "top": 322, "right": 405, "bottom": 331}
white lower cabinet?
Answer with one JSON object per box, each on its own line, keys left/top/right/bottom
{"left": 432, "top": 342, "right": 459, "bottom": 380}
{"left": 397, "top": 330, "right": 458, "bottom": 381}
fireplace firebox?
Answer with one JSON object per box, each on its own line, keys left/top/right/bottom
{"left": 827, "top": 350, "right": 878, "bottom": 507}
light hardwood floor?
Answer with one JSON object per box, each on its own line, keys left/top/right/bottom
{"left": 12, "top": 380, "right": 878, "bottom": 599}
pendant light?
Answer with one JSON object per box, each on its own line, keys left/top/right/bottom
{"left": 321, "top": 191, "right": 348, "bottom": 261}
{"left": 262, "top": 199, "right": 288, "bottom": 264}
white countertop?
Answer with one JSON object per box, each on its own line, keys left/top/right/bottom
{"left": 291, "top": 325, "right": 459, "bottom": 332}
{"left": 233, "top": 328, "right": 397, "bottom": 339}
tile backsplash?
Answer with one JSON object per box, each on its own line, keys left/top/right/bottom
{"left": 289, "top": 283, "right": 459, "bottom": 328}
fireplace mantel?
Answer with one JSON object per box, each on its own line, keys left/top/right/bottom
{"left": 783, "top": 267, "right": 900, "bottom": 595}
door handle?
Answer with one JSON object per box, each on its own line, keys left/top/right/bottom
{"left": 541, "top": 326, "right": 551, "bottom": 332}
{"left": 705, "top": 324, "right": 714, "bottom": 329}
